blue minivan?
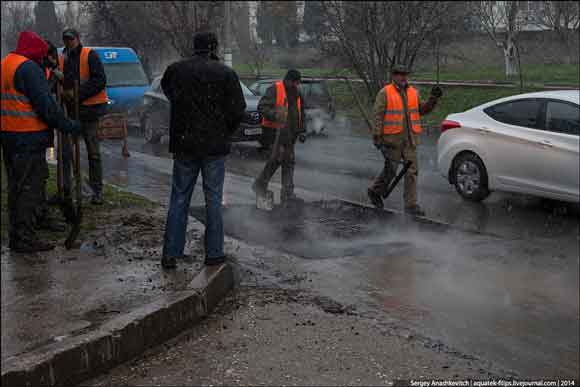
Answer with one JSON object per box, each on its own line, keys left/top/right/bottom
{"left": 58, "top": 46, "right": 149, "bottom": 113}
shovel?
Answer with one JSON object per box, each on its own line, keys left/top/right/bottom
{"left": 341, "top": 76, "right": 413, "bottom": 199}
{"left": 64, "top": 80, "right": 83, "bottom": 249}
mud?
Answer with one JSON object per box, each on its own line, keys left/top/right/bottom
{"left": 1, "top": 207, "right": 205, "bottom": 362}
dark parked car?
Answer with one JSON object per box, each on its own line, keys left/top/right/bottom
{"left": 248, "top": 78, "right": 336, "bottom": 135}
{"left": 141, "top": 76, "right": 270, "bottom": 146}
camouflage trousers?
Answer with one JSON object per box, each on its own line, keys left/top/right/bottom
{"left": 370, "top": 140, "right": 418, "bottom": 207}
{"left": 255, "top": 140, "right": 296, "bottom": 201}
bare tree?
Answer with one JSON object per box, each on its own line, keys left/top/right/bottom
{"left": 34, "top": 1, "right": 62, "bottom": 45}
{"left": 320, "top": 1, "right": 454, "bottom": 100}
{"left": 246, "top": 37, "right": 269, "bottom": 78}
{"left": 146, "top": 1, "right": 224, "bottom": 58}
{"left": 534, "top": 1, "right": 580, "bottom": 64}
{"left": 1, "top": 1, "right": 34, "bottom": 55}
{"left": 472, "top": 1, "right": 522, "bottom": 78}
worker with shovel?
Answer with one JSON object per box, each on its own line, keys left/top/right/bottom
{"left": 367, "top": 64, "right": 442, "bottom": 216}
{"left": 1, "top": 31, "right": 80, "bottom": 253}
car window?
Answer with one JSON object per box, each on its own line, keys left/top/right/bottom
{"left": 545, "top": 101, "right": 580, "bottom": 136}
{"left": 103, "top": 63, "right": 149, "bottom": 87}
{"left": 484, "top": 99, "right": 542, "bottom": 129}
{"left": 301, "top": 82, "right": 327, "bottom": 97}
{"left": 239, "top": 81, "right": 255, "bottom": 97}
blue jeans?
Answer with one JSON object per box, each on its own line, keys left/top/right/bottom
{"left": 162, "top": 156, "right": 225, "bottom": 261}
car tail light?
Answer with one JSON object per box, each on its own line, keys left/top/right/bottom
{"left": 441, "top": 120, "right": 461, "bottom": 133}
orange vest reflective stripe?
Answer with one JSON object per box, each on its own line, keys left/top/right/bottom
{"left": 383, "top": 83, "right": 422, "bottom": 135}
{"left": 261, "top": 81, "right": 301, "bottom": 129}
{"left": 1, "top": 53, "right": 47, "bottom": 132}
{"left": 58, "top": 47, "right": 108, "bottom": 106}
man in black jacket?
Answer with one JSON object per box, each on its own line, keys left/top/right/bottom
{"left": 59, "top": 28, "right": 108, "bottom": 205}
{"left": 160, "top": 31, "right": 246, "bottom": 269}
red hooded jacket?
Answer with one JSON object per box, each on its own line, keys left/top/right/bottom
{"left": 13, "top": 31, "right": 48, "bottom": 65}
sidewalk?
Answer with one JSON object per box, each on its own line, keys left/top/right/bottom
{"left": 1, "top": 146, "right": 337, "bottom": 386}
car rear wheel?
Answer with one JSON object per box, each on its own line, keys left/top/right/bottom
{"left": 452, "top": 152, "right": 490, "bottom": 202}
{"left": 142, "top": 110, "right": 166, "bottom": 144}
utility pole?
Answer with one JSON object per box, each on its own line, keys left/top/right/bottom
{"left": 224, "top": 1, "right": 233, "bottom": 67}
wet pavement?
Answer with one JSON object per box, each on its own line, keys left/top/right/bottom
{"left": 1, "top": 207, "right": 204, "bottom": 364}
{"left": 28, "top": 123, "right": 580, "bottom": 379}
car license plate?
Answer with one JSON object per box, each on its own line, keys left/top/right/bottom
{"left": 244, "top": 128, "right": 262, "bottom": 136}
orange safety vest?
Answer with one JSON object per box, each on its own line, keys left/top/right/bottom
{"left": 58, "top": 47, "right": 108, "bottom": 106}
{"left": 261, "top": 81, "right": 301, "bottom": 129}
{"left": 1, "top": 53, "right": 48, "bottom": 132}
{"left": 383, "top": 83, "right": 422, "bottom": 135}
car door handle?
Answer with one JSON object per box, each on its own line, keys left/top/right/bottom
{"left": 476, "top": 127, "right": 490, "bottom": 134}
{"left": 538, "top": 140, "right": 553, "bottom": 147}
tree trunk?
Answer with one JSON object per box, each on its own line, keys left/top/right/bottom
{"left": 504, "top": 38, "right": 518, "bottom": 78}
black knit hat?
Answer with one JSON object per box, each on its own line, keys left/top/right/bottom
{"left": 193, "top": 31, "right": 219, "bottom": 53}
{"left": 284, "top": 69, "right": 302, "bottom": 82}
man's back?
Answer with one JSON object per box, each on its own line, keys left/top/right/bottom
{"left": 162, "top": 55, "right": 246, "bottom": 158}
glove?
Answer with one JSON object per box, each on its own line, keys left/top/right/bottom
{"left": 298, "top": 134, "right": 306, "bottom": 143}
{"left": 373, "top": 134, "right": 382, "bottom": 148}
{"left": 430, "top": 86, "right": 443, "bottom": 99}
{"left": 53, "top": 69, "right": 64, "bottom": 81}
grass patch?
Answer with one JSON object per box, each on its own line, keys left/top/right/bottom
{"left": 1, "top": 153, "right": 156, "bottom": 244}
{"left": 236, "top": 63, "right": 579, "bottom": 85}
{"left": 414, "top": 63, "right": 579, "bottom": 85}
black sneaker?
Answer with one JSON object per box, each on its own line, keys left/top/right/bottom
{"left": 404, "top": 205, "right": 426, "bottom": 217}
{"left": 368, "top": 188, "right": 384, "bottom": 209}
{"left": 161, "top": 255, "right": 177, "bottom": 269}
{"left": 11, "top": 239, "right": 55, "bottom": 253}
{"left": 204, "top": 256, "right": 226, "bottom": 266}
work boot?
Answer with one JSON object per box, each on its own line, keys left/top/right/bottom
{"left": 368, "top": 188, "right": 384, "bottom": 209}
{"left": 281, "top": 192, "right": 304, "bottom": 207}
{"left": 161, "top": 255, "right": 177, "bottom": 269}
{"left": 404, "top": 204, "right": 426, "bottom": 217}
{"left": 36, "top": 217, "right": 67, "bottom": 232}
{"left": 10, "top": 238, "right": 55, "bottom": 253}
{"left": 91, "top": 191, "right": 104, "bottom": 205}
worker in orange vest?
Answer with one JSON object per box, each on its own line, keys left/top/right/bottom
{"left": 1, "top": 31, "right": 80, "bottom": 253}
{"left": 57, "top": 28, "right": 108, "bottom": 205}
{"left": 367, "top": 64, "right": 443, "bottom": 216}
{"left": 252, "top": 69, "right": 307, "bottom": 207}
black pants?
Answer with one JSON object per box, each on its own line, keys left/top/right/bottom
{"left": 2, "top": 146, "right": 47, "bottom": 242}
{"left": 255, "top": 140, "right": 296, "bottom": 200}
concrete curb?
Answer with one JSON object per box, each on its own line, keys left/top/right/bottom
{"left": 1, "top": 264, "right": 234, "bottom": 387}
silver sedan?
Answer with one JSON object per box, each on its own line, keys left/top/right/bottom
{"left": 437, "top": 90, "right": 579, "bottom": 203}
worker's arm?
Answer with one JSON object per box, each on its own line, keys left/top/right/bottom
{"left": 373, "top": 88, "right": 387, "bottom": 138}
{"left": 257, "top": 85, "right": 278, "bottom": 122}
{"left": 14, "top": 61, "right": 77, "bottom": 133}
{"left": 79, "top": 50, "right": 107, "bottom": 103}
{"left": 418, "top": 86, "right": 442, "bottom": 115}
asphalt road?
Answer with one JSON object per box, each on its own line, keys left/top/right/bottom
{"left": 77, "top": 118, "right": 578, "bottom": 382}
